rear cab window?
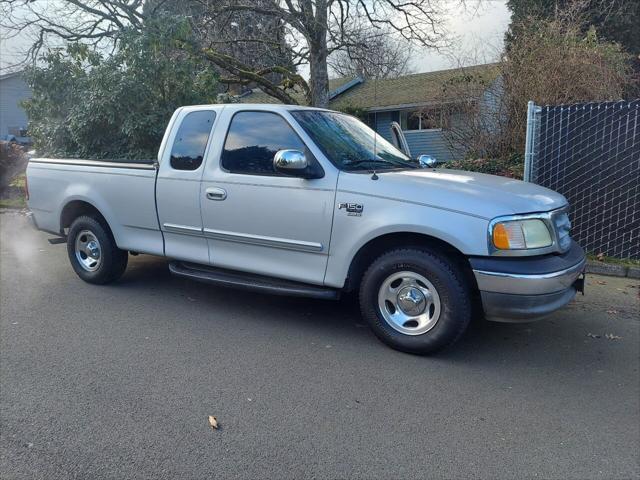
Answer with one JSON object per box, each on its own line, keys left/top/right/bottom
{"left": 170, "top": 110, "right": 216, "bottom": 171}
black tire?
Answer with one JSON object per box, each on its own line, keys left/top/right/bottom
{"left": 359, "top": 248, "right": 471, "bottom": 354}
{"left": 66, "top": 215, "right": 128, "bottom": 284}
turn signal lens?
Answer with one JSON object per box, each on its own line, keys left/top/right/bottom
{"left": 492, "top": 219, "right": 552, "bottom": 250}
{"left": 492, "top": 223, "right": 511, "bottom": 249}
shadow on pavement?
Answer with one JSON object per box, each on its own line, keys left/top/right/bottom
{"left": 110, "top": 254, "right": 626, "bottom": 371}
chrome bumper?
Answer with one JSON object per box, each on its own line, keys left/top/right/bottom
{"left": 470, "top": 242, "right": 586, "bottom": 322}
{"left": 473, "top": 258, "right": 585, "bottom": 296}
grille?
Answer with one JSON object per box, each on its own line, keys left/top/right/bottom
{"left": 552, "top": 210, "right": 572, "bottom": 252}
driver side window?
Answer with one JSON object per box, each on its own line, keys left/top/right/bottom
{"left": 221, "top": 111, "right": 306, "bottom": 176}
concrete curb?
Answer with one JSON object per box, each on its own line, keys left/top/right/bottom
{"left": 586, "top": 261, "right": 639, "bottom": 279}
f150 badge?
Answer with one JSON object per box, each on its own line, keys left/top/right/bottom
{"left": 338, "top": 202, "right": 364, "bottom": 216}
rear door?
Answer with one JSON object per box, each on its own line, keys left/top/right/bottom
{"left": 156, "top": 107, "right": 219, "bottom": 263}
{"left": 200, "top": 108, "right": 338, "bottom": 285}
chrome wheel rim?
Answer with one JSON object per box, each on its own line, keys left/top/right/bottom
{"left": 377, "top": 271, "right": 441, "bottom": 335}
{"left": 75, "top": 230, "right": 102, "bottom": 272}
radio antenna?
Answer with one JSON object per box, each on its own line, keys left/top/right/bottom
{"left": 371, "top": 72, "right": 379, "bottom": 180}
{"left": 373, "top": 73, "right": 378, "bottom": 159}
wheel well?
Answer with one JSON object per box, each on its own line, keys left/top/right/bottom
{"left": 344, "top": 232, "right": 477, "bottom": 293}
{"left": 60, "top": 200, "right": 108, "bottom": 234}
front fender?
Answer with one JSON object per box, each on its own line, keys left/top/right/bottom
{"left": 323, "top": 193, "right": 489, "bottom": 288}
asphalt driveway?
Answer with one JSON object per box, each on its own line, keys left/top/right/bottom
{"left": 1, "top": 211, "right": 638, "bottom": 479}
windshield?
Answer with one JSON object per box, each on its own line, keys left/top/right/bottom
{"left": 291, "top": 110, "right": 417, "bottom": 172}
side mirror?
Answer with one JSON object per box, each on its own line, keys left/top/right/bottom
{"left": 417, "top": 154, "right": 441, "bottom": 168}
{"left": 273, "top": 149, "right": 323, "bottom": 179}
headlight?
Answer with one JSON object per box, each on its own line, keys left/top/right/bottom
{"left": 491, "top": 218, "right": 552, "bottom": 250}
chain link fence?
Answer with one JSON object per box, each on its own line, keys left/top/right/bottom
{"left": 524, "top": 100, "right": 640, "bottom": 260}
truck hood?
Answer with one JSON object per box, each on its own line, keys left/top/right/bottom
{"left": 338, "top": 169, "right": 567, "bottom": 219}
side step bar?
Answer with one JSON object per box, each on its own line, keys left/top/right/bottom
{"left": 168, "top": 261, "right": 340, "bottom": 300}
{"left": 48, "top": 237, "right": 67, "bottom": 245}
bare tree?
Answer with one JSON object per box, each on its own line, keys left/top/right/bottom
{"left": 0, "top": 0, "right": 144, "bottom": 65}
{"left": 2, "top": 0, "right": 467, "bottom": 107}
{"left": 436, "top": 10, "right": 634, "bottom": 167}
{"left": 195, "top": 0, "right": 458, "bottom": 106}
{"left": 328, "top": 26, "right": 413, "bottom": 79}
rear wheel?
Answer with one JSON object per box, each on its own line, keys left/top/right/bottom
{"left": 66, "top": 215, "right": 128, "bottom": 284}
{"left": 359, "top": 248, "right": 471, "bottom": 354}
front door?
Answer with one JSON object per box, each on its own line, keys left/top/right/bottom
{"left": 200, "top": 109, "right": 337, "bottom": 285}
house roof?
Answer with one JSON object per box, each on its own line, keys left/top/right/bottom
{"left": 236, "top": 63, "right": 500, "bottom": 110}
{"left": 0, "top": 69, "right": 24, "bottom": 82}
{"left": 331, "top": 64, "right": 500, "bottom": 111}
{"left": 236, "top": 76, "right": 359, "bottom": 105}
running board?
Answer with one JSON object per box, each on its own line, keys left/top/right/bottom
{"left": 48, "top": 237, "right": 67, "bottom": 245}
{"left": 168, "top": 262, "right": 340, "bottom": 300}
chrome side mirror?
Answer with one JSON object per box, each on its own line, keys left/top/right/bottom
{"left": 274, "top": 149, "right": 309, "bottom": 171}
{"left": 417, "top": 154, "right": 440, "bottom": 168}
{"left": 273, "top": 149, "right": 324, "bottom": 179}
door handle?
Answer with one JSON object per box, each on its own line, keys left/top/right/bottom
{"left": 206, "top": 187, "right": 227, "bottom": 201}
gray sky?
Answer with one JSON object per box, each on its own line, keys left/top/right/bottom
{"left": 0, "top": 0, "right": 511, "bottom": 74}
{"left": 412, "top": 0, "right": 510, "bottom": 72}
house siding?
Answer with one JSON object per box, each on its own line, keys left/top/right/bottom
{"left": 369, "top": 77, "right": 503, "bottom": 162}
{"left": 372, "top": 111, "right": 463, "bottom": 162}
{"left": 0, "top": 73, "right": 31, "bottom": 137}
{"left": 404, "top": 130, "right": 459, "bottom": 162}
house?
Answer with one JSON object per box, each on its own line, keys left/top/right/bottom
{"left": 0, "top": 70, "right": 32, "bottom": 142}
{"left": 237, "top": 64, "right": 501, "bottom": 162}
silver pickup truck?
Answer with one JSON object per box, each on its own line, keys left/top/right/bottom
{"left": 26, "top": 104, "right": 586, "bottom": 354}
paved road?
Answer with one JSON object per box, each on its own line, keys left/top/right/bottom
{"left": 1, "top": 211, "right": 638, "bottom": 479}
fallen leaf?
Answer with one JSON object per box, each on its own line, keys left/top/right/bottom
{"left": 596, "top": 280, "right": 607, "bottom": 285}
{"left": 605, "top": 334, "right": 622, "bottom": 340}
{"left": 208, "top": 415, "right": 219, "bottom": 430}
{"left": 587, "top": 333, "right": 601, "bottom": 338}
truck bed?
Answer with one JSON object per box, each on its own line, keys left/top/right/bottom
{"left": 27, "top": 157, "right": 164, "bottom": 256}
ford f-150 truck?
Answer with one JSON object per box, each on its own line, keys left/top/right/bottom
{"left": 26, "top": 104, "right": 586, "bottom": 354}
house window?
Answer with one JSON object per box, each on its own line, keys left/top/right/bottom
{"left": 8, "top": 126, "right": 28, "bottom": 136}
{"left": 400, "top": 107, "right": 447, "bottom": 131}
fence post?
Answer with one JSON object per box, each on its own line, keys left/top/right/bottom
{"left": 523, "top": 100, "right": 537, "bottom": 182}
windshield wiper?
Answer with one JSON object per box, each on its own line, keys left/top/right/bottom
{"left": 343, "top": 159, "right": 414, "bottom": 170}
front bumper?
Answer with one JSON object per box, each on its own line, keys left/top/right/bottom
{"left": 470, "top": 241, "right": 586, "bottom": 322}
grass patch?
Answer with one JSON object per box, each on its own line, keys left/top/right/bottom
{"left": 10, "top": 174, "right": 26, "bottom": 188}
{"left": 587, "top": 253, "right": 640, "bottom": 268}
{"left": 0, "top": 174, "right": 27, "bottom": 209}
{"left": 0, "top": 197, "right": 27, "bottom": 209}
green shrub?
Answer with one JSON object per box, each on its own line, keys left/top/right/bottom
{"left": 23, "top": 15, "right": 218, "bottom": 160}
{"left": 0, "top": 142, "right": 27, "bottom": 192}
{"left": 444, "top": 154, "right": 524, "bottom": 179}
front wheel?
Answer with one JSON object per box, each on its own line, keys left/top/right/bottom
{"left": 66, "top": 215, "right": 128, "bottom": 284}
{"left": 359, "top": 248, "right": 471, "bottom": 354}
